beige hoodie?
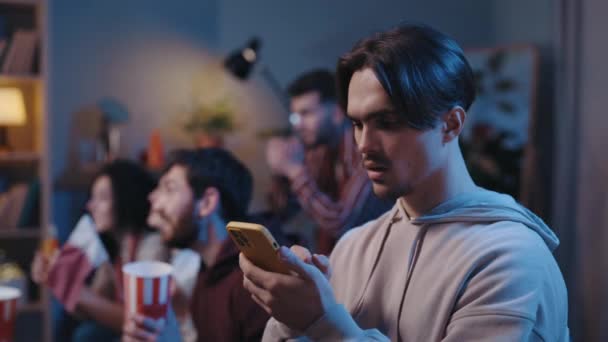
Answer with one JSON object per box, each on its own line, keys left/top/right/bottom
{"left": 263, "top": 188, "right": 569, "bottom": 341}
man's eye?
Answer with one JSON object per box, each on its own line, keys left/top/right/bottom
{"left": 351, "top": 120, "right": 362, "bottom": 129}
{"left": 299, "top": 109, "right": 311, "bottom": 117}
{"left": 375, "top": 117, "right": 401, "bottom": 129}
{"left": 376, "top": 120, "right": 392, "bottom": 129}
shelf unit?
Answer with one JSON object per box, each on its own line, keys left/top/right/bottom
{"left": 0, "top": 74, "right": 40, "bottom": 83}
{"left": 0, "top": 228, "right": 41, "bottom": 238}
{"left": 0, "top": 0, "right": 50, "bottom": 341}
{"left": 0, "top": 151, "right": 40, "bottom": 162}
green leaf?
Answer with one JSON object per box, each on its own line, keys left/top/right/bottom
{"left": 495, "top": 79, "right": 517, "bottom": 92}
{"left": 497, "top": 101, "right": 516, "bottom": 114}
{"left": 182, "top": 99, "right": 236, "bottom": 133}
{"left": 487, "top": 50, "right": 507, "bottom": 73}
{"left": 473, "top": 70, "right": 485, "bottom": 95}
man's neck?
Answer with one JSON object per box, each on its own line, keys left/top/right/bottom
{"left": 400, "top": 148, "right": 477, "bottom": 219}
{"left": 192, "top": 217, "right": 229, "bottom": 267}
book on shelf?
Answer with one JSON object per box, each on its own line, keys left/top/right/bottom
{"left": 0, "top": 179, "right": 39, "bottom": 230}
{"left": 0, "top": 183, "right": 27, "bottom": 228}
{"left": 0, "top": 15, "right": 6, "bottom": 67}
{"left": 0, "top": 39, "right": 6, "bottom": 65}
{"left": 1, "top": 29, "right": 38, "bottom": 75}
{"left": 17, "top": 178, "right": 39, "bottom": 228}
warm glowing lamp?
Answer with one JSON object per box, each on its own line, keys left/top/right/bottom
{"left": 0, "top": 87, "right": 26, "bottom": 150}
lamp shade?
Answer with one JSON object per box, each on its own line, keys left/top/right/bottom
{"left": 0, "top": 88, "right": 26, "bottom": 126}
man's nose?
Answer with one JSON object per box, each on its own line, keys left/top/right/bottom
{"left": 148, "top": 191, "right": 159, "bottom": 206}
{"left": 357, "top": 126, "right": 376, "bottom": 154}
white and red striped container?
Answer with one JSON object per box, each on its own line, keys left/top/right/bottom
{"left": 0, "top": 286, "right": 20, "bottom": 342}
{"left": 122, "top": 261, "right": 173, "bottom": 325}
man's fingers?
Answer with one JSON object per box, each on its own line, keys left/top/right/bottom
{"left": 239, "top": 253, "right": 275, "bottom": 288}
{"left": 250, "top": 293, "right": 272, "bottom": 314}
{"left": 132, "top": 313, "right": 164, "bottom": 333}
{"left": 312, "top": 254, "right": 331, "bottom": 278}
{"left": 243, "top": 276, "right": 273, "bottom": 306}
{"left": 123, "top": 316, "right": 157, "bottom": 342}
{"left": 169, "top": 278, "right": 178, "bottom": 297}
{"left": 125, "top": 330, "right": 156, "bottom": 342}
{"left": 239, "top": 253, "right": 294, "bottom": 287}
{"left": 290, "top": 245, "right": 312, "bottom": 263}
{"left": 278, "top": 246, "right": 318, "bottom": 281}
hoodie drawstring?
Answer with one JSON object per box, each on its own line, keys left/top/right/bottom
{"left": 397, "top": 225, "right": 429, "bottom": 342}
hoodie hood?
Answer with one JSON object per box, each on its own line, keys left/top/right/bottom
{"left": 409, "top": 187, "right": 559, "bottom": 251}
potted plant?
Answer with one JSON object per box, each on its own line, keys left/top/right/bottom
{"left": 182, "top": 99, "right": 236, "bottom": 148}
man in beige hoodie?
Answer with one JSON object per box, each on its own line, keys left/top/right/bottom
{"left": 240, "top": 23, "right": 569, "bottom": 341}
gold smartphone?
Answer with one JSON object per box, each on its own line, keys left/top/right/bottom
{"left": 226, "top": 221, "right": 290, "bottom": 274}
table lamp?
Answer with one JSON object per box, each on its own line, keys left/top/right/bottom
{"left": 0, "top": 87, "right": 26, "bottom": 151}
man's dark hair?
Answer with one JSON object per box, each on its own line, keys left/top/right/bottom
{"left": 166, "top": 148, "right": 253, "bottom": 221}
{"left": 95, "top": 159, "right": 156, "bottom": 234}
{"left": 287, "top": 69, "right": 337, "bottom": 103}
{"left": 336, "top": 23, "right": 476, "bottom": 130}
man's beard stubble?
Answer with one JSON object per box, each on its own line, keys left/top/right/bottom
{"left": 155, "top": 209, "right": 199, "bottom": 249}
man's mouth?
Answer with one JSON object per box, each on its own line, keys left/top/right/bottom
{"left": 364, "top": 162, "right": 389, "bottom": 181}
{"left": 147, "top": 211, "right": 168, "bottom": 228}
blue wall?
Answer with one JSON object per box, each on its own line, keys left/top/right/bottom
{"left": 48, "top": 0, "right": 556, "bottom": 233}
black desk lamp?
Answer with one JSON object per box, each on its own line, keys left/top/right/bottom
{"left": 224, "top": 37, "right": 289, "bottom": 112}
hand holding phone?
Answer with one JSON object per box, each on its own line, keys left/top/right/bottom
{"left": 226, "top": 221, "right": 290, "bottom": 274}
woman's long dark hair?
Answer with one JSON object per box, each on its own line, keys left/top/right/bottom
{"left": 91, "top": 159, "right": 156, "bottom": 235}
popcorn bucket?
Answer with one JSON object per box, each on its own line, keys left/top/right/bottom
{"left": 122, "top": 261, "right": 172, "bottom": 325}
{"left": 0, "top": 286, "right": 21, "bottom": 342}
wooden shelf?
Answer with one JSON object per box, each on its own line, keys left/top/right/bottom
{"left": 0, "top": 74, "right": 41, "bottom": 84}
{"left": 0, "top": 228, "right": 40, "bottom": 238}
{"left": 0, "top": 151, "right": 40, "bottom": 162}
{"left": 0, "top": 0, "right": 49, "bottom": 340}
{"left": 0, "top": 0, "right": 40, "bottom": 5}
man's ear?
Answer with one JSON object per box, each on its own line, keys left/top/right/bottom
{"left": 441, "top": 106, "right": 466, "bottom": 143}
{"left": 196, "top": 187, "right": 221, "bottom": 218}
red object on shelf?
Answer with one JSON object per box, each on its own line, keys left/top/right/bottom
{"left": 147, "top": 130, "right": 165, "bottom": 170}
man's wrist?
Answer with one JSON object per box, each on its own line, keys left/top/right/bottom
{"left": 303, "top": 303, "right": 364, "bottom": 340}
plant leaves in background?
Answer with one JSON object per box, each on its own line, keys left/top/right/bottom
{"left": 473, "top": 70, "right": 485, "bottom": 95}
{"left": 495, "top": 79, "right": 517, "bottom": 92}
{"left": 205, "top": 114, "right": 234, "bottom": 132}
{"left": 487, "top": 50, "right": 507, "bottom": 74}
{"left": 182, "top": 98, "right": 236, "bottom": 133}
{"left": 497, "top": 101, "right": 516, "bottom": 115}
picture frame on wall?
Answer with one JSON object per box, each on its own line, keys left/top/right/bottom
{"left": 461, "top": 45, "right": 540, "bottom": 199}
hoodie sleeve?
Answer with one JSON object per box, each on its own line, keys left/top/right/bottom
{"left": 302, "top": 303, "right": 388, "bottom": 341}
{"left": 262, "top": 307, "right": 389, "bottom": 342}
{"left": 443, "top": 314, "right": 538, "bottom": 341}
{"left": 441, "top": 223, "right": 564, "bottom": 341}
